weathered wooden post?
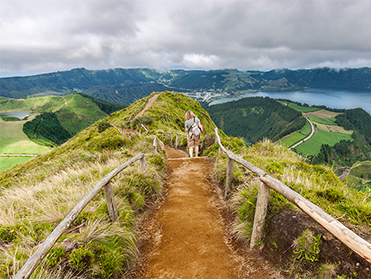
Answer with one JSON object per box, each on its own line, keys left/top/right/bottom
{"left": 225, "top": 156, "right": 234, "bottom": 198}
{"left": 140, "top": 155, "right": 148, "bottom": 172}
{"left": 215, "top": 134, "right": 221, "bottom": 156}
{"left": 250, "top": 180, "right": 270, "bottom": 248}
{"left": 162, "top": 132, "right": 173, "bottom": 146}
{"left": 153, "top": 137, "right": 158, "bottom": 155}
{"left": 175, "top": 133, "right": 179, "bottom": 149}
{"left": 104, "top": 182, "right": 118, "bottom": 222}
{"left": 141, "top": 124, "right": 148, "bottom": 134}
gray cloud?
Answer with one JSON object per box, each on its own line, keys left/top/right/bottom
{"left": 1, "top": 0, "right": 371, "bottom": 76}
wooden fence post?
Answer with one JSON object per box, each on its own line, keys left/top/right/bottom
{"left": 175, "top": 133, "right": 179, "bottom": 149}
{"left": 153, "top": 137, "right": 158, "bottom": 155}
{"left": 225, "top": 156, "right": 234, "bottom": 198}
{"left": 250, "top": 180, "right": 270, "bottom": 248}
{"left": 140, "top": 155, "right": 148, "bottom": 172}
{"left": 103, "top": 182, "right": 118, "bottom": 222}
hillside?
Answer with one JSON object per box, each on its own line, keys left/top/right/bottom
{"left": 1, "top": 67, "right": 371, "bottom": 105}
{"left": 0, "top": 94, "right": 124, "bottom": 147}
{"left": 0, "top": 92, "right": 370, "bottom": 278}
{"left": 207, "top": 97, "right": 306, "bottom": 143}
{"left": 0, "top": 94, "right": 124, "bottom": 171}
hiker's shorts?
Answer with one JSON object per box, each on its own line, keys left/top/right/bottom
{"left": 187, "top": 133, "right": 200, "bottom": 148}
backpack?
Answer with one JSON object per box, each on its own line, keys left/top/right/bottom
{"left": 190, "top": 117, "right": 201, "bottom": 137}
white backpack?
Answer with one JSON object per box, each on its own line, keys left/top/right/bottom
{"left": 190, "top": 118, "right": 201, "bottom": 137}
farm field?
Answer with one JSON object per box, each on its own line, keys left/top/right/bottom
{"left": 0, "top": 157, "right": 31, "bottom": 172}
{"left": 0, "top": 119, "right": 51, "bottom": 172}
{"left": 278, "top": 120, "right": 312, "bottom": 147}
{"left": 294, "top": 129, "right": 353, "bottom": 156}
{"left": 277, "top": 101, "right": 320, "bottom": 113}
{"left": 279, "top": 102, "right": 353, "bottom": 156}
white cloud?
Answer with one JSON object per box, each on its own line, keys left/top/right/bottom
{"left": 1, "top": 0, "right": 371, "bottom": 76}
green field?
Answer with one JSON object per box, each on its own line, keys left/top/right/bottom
{"left": 278, "top": 101, "right": 320, "bottom": 113}
{"left": 0, "top": 119, "right": 51, "bottom": 172}
{"left": 0, "top": 94, "right": 112, "bottom": 172}
{"left": 279, "top": 120, "right": 312, "bottom": 147}
{"left": 307, "top": 114, "right": 337, "bottom": 125}
{"left": 0, "top": 157, "right": 33, "bottom": 172}
{"left": 0, "top": 120, "right": 51, "bottom": 154}
{"left": 294, "top": 129, "right": 353, "bottom": 156}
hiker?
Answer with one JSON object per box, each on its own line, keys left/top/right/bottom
{"left": 184, "top": 110, "right": 203, "bottom": 158}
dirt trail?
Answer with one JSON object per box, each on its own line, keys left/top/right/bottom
{"left": 129, "top": 147, "right": 279, "bottom": 278}
{"left": 134, "top": 94, "right": 159, "bottom": 120}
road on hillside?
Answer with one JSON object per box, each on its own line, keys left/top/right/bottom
{"left": 128, "top": 147, "right": 282, "bottom": 278}
{"left": 289, "top": 116, "right": 315, "bottom": 150}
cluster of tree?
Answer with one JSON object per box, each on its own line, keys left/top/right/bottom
{"left": 1, "top": 67, "right": 371, "bottom": 104}
{"left": 279, "top": 99, "right": 346, "bottom": 113}
{"left": 23, "top": 112, "right": 71, "bottom": 147}
{"left": 335, "top": 108, "right": 371, "bottom": 145}
{"left": 309, "top": 109, "right": 371, "bottom": 166}
{"left": 207, "top": 97, "right": 305, "bottom": 143}
{"left": 0, "top": 115, "right": 22, "bottom": 121}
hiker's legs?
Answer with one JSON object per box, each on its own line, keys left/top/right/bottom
{"left": 195, "top": 145, "right": 199, "bottom": 157}
{"left": 189, "top": 146, "right": 193, "bottom": 158}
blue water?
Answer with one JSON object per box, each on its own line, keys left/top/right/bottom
{"left": 0, "top": 111, "right": 32, "bottom": 119}
{"left": 209, "top": 89, "right": 371, "bottom": 116}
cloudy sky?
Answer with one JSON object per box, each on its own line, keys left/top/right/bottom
{"left": 1, "top": 0, "right": 371, "bottom": 77}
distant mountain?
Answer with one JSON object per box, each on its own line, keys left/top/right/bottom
{"left": 1, "top": 67, "right": 370, "bottom": 105}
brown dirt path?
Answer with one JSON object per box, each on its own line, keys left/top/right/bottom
{"left": 134, "top": 93, "right": 159, "bottom": 119}
{"left": 128, "top": 147, "right": 280, "bottom": 278}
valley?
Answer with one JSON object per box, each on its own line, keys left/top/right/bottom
{"left": 0, "top": 94, "right": 124, "bottom": 171}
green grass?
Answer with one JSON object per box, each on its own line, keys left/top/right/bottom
{"left": 0, "top": 121, "right": 51, "bottom": 154}
{"left": 350, "top": 162, "right": 371, "bottom": 181}
{"left": 0, "top": 157, "right": 32, "bottom": 172}
{"left": 0, "top": 91, "right": 217, "bottom": 278}
{"left": 279, "top": 132, "right": 305, "bottom": 147}
{"left": 278, "top": 101, "right": 320, "bottom": 113}
{"left": 307, "top": 115, "right": 337, "bottom": 125}
{"left": 294, "top": 129, "right": 353, "bottom": 156}
{"left": 279, "top": 121, "right": 312, "bottom": 148}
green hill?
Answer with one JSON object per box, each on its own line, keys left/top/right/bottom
{"left": 0, "top": 94, "right": 124, "bottom": 147}
{"left": 0, "top": 94, "right": 124, "bottom": 171}
{"left": 207, "top": 97, "right": 306, "bottom": 143}
{"left": 0, "top": 92, "right": 369, "bottom": 278}
{"left": 1, "top": 67, "right": 371, "bottom": 104}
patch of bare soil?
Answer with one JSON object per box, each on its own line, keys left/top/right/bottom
{"left": 128, "top": 147, "right": 281, "bottom": 278}
{"left": 263, "top": 207, "right": 371, "bottom": 278}
{"left": 306, "top": 109, "right": 339, "bottom": 119}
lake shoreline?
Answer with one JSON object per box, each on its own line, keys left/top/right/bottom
{"left": 208, "top": 89, "right": 371, "bottom": 116}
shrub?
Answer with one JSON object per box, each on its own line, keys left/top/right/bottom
{"left": 293, "top": 229, "right": 322, "bottom": 262}
{"left": 45, "top": 246, "right": 66, "bottom": 267}
{"left": 69, "top": 245, "right": 95, "bottom": 271}
{"left": 0, "top": 226, "right": 16, "bottom": 243}
{"left": 98, "top": 120, "right": 111, "bottom": 133}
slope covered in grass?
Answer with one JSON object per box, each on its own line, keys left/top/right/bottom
{"left": 0, "top": 91, "right": 217, "bottom": 278}
{"left": 206, "top": 136, "right": 371, "bottom": 278}
{"left": 1, "top": 91, "right": 369, "bottom": 278}
{"left": 207, "top": 97, "right": 306, "bottom": 143}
